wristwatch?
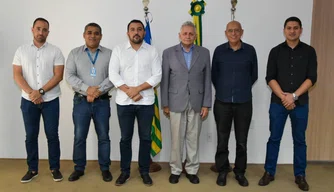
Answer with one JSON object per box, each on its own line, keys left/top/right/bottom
{"left": 39, "top": 88, "right": 45, "bottom": 95}
{"left": 292, "top": 93, "right": 298, "bottom": 101}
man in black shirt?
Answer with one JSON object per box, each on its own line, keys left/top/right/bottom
{"left": 212, "top": 21, "right": 258, "bottom": 187}
{"left": 258, "top": 17, "right": 317, "bottom": 191}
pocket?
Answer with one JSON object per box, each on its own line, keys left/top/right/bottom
{"left": 73, "top": 96, "right": 84, "bottom": 105}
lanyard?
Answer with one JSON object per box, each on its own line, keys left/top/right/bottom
{"left": 86, "top": 49, "right": 99, "bottom": 65}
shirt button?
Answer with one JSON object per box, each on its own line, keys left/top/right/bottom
{"left": 291, "top": 82, "right": 293, "bottom": 85}
{"left": 291, "top": 57, "right": 294, "bottom": 59}
{"left": 291, "top": 65, "right": 293, "bottom": 67}
{"left": 291, "top": 73, "right": 293, "bottom": 76}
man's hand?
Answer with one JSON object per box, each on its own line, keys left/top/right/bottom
{"left": 281, "top": 92, "right": 295, "bottom": 108}
{"left": 285, "top": 103, "right": 296, "bottom": 110}
{"left": 29, "top": 90, "right": 42, "bottom": 103}
{"left": 200, "top": 107, "right": 209, "bottom": 119}
{"left": 87, "top": 86, "right": 101, "bottom": 98}
{"left": 126, "top": 87, "right": 140, "bottom": 99}
{"left": 132, "top": 94, "right": 143, "bottom": 102}
{"left": 163, "top": 107, "right": 170, "bottom": 118}
{"left": 87, "top": 95, "right": 95, "bottom": 103}
{"left": 33, "top": 97, "right": 44, "bottom": 105}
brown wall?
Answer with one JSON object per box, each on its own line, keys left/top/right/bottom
{"left": 307, "top": 0, "right": 334, "bottom": 161}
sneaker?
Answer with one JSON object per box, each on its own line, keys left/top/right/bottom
{"left": 115, "top": 172, "right": 130, "bottom": 186}
{"left": 102, "top": 170, "right": 113, "bottom": 182}
{"left": 51, "top": 169, "right": 63, "bottom": 182}
{"left": 21, "top": 171, "right": 38, "bottom": 183}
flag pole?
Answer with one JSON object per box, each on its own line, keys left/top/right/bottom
{"left": 142, "top": 0, "right": 162, "bottom": 173}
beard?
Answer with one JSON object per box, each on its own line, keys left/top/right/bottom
{"left": 130, "top": 35, "right": 143, "bottom": 44}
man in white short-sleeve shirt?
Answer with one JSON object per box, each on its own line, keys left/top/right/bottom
{"left": 13, "top": 17, "right": 65, "bottom": 183}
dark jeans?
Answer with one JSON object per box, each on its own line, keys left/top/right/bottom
{"left": 264, "top": 103, "right": 309, "bottom": 176}
{"left": 20, "top": 97, "right": 60, "bottom": 172}
{"left": 72, "top": 95, "right": 111, "bottom": 171}
{"left": 116, "top": 104, "right": 154, "bottom": 175}
{"left": 214, "top": 100, "right": 252, "bottom": 175}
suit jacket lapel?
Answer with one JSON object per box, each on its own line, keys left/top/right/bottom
{"left": 175, "top": 45, "right": 189, "bottom": 70}
{"left": 189, "top": 46, "right": 199, "bottom": 70}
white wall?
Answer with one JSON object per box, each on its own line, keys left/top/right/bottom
{"left": 0, "top": 0, "right": 313, "bottom": 164}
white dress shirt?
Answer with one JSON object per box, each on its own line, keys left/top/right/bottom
{"left": 12, "top": 42, "right": 65, "bottom": 102}
{"left": 109, "top": 41, "right": 162, "bottom": 105}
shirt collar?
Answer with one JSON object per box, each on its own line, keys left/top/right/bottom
{"left": 83, "top": 45, "right": 102, "bottom": 52}
{"left": 31, "top": 42, "right": 48, "bottom": 48}
{"left": 180, "top": 43, "right": 194, "bottom": 53}
{"left": 225, "top": 40, "right": 244, "bottom": 50}
{"left": 126, "top": 40, "right": 149, "bottom": 50}
{"left": 282, "top": 40, "right": 302, "bottom": 49}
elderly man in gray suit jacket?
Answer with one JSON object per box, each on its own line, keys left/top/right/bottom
{"left": 161, "top": 21, "right": 212, "bottom": 184}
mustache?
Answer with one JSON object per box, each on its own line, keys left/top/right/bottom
{"left": 133, "top": 34, "right": 140, "bottom": 38}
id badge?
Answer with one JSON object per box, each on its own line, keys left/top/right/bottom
{"left": 90, "top": 67, "right": 96, "bottom": 77}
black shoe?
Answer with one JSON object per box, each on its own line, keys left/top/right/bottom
{"left": 21, "top": 171, "right": 38, "bottom": 183}
{"left": 186, "top": 173, "right": 199, "bottom": 184}
{"left": 141, "top": 174, "right": 153, "bottom": 186}
{"left": 68, "top": 170, "right": 84, "bottom": 182}
{"left": 216, "top": 172, "right": 227, "bottom": 186}
{"left": 115, "top": 172, "right": 130, "bottom": 186}
{"left": 295, "top": 175, "right": 309, "bottom": 191}
{"left": 235, "top": 175, "right": 249, "bottom": 187}
{"left": 258, "top": 172, "right": 274, "bottom": 186}
{"left": 102, "top": 170, "right": 113, "bottom": 182}
{"left": 51, "top": 169, "right": 63, "bottom": 182}
{"left": 169, "top": 174, "right": 180, "bottom": 184}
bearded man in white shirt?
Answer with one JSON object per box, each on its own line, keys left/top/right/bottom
{"left": 109, "top": 19, "right": 162, "bottom": 186}
{"left": 13, "top": 17, "right": 65, "bottom": 183}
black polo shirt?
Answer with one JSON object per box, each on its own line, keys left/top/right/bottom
{"left": 265, "top": 41, "right": 317, "bottom": 105}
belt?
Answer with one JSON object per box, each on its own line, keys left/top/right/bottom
{"left": 75, "top": 92, "right": 111, "bottom": 100}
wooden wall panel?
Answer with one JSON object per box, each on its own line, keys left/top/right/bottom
{"left": 307, "top": 0, "right": 334, "bottom": 161}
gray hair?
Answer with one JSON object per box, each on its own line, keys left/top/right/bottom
{"left": 180, "top": 21, "right": 196, "bottom": 34}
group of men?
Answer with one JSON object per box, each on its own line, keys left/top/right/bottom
{"left": 12, "top": 16, "right": 317, "bottom": 191}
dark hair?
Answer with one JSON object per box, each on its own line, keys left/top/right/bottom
{"left": 284, "top": 16, "right": 302, "bottom": 28}
{"left": 33, "top": 17, "right": 49, "bottom": 28}
{"left": 84, "top": 23, "right": 102, "bottom": 34}
{"left": 127, "top": 19, "right": 145, "bottom": 32}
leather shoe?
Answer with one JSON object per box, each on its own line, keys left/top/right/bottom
{"left": 186, "top": 173, "right": 199, "bottom": 184}
{"left": 235, "top": 175, "right": 249, "bottom": 187}
{"left": 258, "top": 172, "right": 274, "bottom": 186}
{"left": 68, "top": 170, "right": 84, "bottom": 182}
{"left": 169, "top": 174, "right": 180, "bottom": 184}
{"left": 102, "top": 170, "right": 112, "bottom": 182}
{"left": 295, "top": 175, "right": 309, "bottom": 191}
{"left": 115, "top": 172, "right": 130, "bottom": 186}
{"left": 141, "top": 174, "right": 153, "bottom": 186}
{"left": 216, "top": 172, "right": 227, "bottom": 186}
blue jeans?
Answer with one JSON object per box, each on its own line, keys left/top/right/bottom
{"left": 117, "top": 104, "right": 154, "bottom": 175}
{"left": 72, "top": 95, "right": 111, "bottom": 171}
{"left": 264, "top": 103, "right": 309, "bottom": 176}
{"left": 20, "top": 97, "right": 60, "bottom": 171}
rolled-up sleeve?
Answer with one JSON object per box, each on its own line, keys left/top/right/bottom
{"left": 265, "top": 48, "right": 277, "bottom": 84}
{"left": 108, "top": 46, "right": 125, "bottom": 88}
{"left": 307, "top": 47, "right": 317, "bottom": 85}
{"left": 146, "top": 47, "right": 162, "bottom": 87}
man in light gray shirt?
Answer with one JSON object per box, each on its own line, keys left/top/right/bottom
{"left": 65, "top": 23, "right": 113, "bottom": 182}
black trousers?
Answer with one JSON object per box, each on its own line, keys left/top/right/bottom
{"left": 214, "top": 99, "right": 252, "bottom": 175}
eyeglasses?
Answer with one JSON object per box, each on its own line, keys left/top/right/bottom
{"left": 226, "top": 29, "right": 242, "bottom": 33}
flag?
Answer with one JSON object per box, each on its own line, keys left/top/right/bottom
{"left": 144, "top": 18, "right": 162, "bottom": 157}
